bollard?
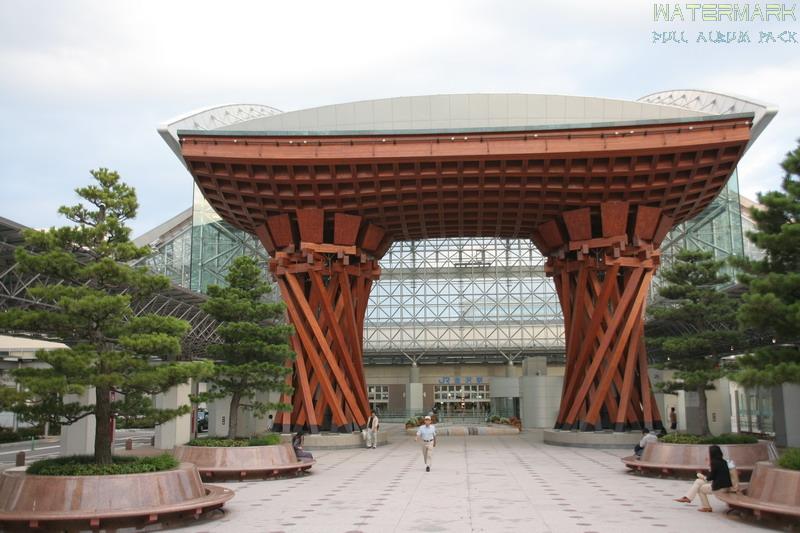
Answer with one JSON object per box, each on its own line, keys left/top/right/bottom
{"left": 125, "top": 438, "right": 133, "bottom": 451}
{"left": 15, "top": 451, "right": 25, "bottom": 467}
{"left": 30, "top": 436, "right": 35, "bottom": 451}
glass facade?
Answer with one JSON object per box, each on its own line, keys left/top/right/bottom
{"left": 137, "top": 222, "right": 192, "bottom": 288}
{"left": 365, "top": 238, "right": 562, "bottom": 362}
{"left": 139, "top": 173, "right": 747, "bottom": 362}
{"left": 434, "top": 384, "right": 491, "bottom": 413}
{"left": 660, "top": 172, "right": 745, "bottom": 282}
{"left": 188, "top": 184, "right": 270, "bottom": 294}
{"left": 731, "top": 383, "right": 774, "bottom": 435}
{"left": 367, "top": 385, "right": 389, "bottom": 413}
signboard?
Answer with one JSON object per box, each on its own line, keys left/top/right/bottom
{"left": 436, "top": 376, "right": 488, "bottom": 385}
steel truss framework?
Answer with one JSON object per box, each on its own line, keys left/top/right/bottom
{"left": 367, "top": 238, "right": 562, "bottom": 365}
{"left": 0, "top": 217, "right": 219, "bottom": 359}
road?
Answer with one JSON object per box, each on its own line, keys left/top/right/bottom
{"left": 0, "top": 428, "right": 155, "bottom": 464}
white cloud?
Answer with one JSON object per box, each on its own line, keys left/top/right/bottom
{"left": 0, "top": 0, "right": 796, "bottom": 234}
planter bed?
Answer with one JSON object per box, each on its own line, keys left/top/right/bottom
{"left": 0, "top": 462, "right": 232, "bottom": 531}
{"left": 717, "top": 461, "right": 800, "bottom": 521}
{"left": 622, "top": 440, "right": 776, "bottom": 479}
{"left": 174, "top": 442, "right": 314, "bottom": 481}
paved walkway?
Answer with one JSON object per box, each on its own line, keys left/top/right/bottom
{"left": 165, "top": 429, "right": 777, "bottom": 533}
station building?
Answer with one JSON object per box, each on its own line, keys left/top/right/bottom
{"left": 138, "top": 91, "right": 781, "bottom": 435}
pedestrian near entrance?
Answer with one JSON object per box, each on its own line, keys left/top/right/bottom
{"left": 366, "top": 410, "right": 380, "bottom": 449}
{"left": 415, "top": 415, "right": 436, "bottom": 471}
{"left": 669, "top": 407, "right": 677, "bottom": 430}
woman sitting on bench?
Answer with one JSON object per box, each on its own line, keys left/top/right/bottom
{"left": 674, "top": 445, "right": 732, "bottom": 512}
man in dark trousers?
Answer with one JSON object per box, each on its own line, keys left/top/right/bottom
{"left": 366, "top": 410, "right": 380, "bottom": 449}
{"left": 669, "top": 407, "right": 678, "bottom": 430}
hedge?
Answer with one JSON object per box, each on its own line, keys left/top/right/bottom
{"left": 27, "top": 454, "right": 178, "bottom": 476}
{"left": 0, "top": 426, "right": 58, "bottom": 444}
{"left": 777, "top": 448, "right": 800, "bottom": 471}
{"left": 659, "top": 433, "right": 759, "bottom": 445}
{"left": 187, "top": 434, "right": 282, "bottom": 447}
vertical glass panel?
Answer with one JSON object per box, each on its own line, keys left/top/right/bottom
{"left": 660, "top": 170, "right": 745, "bottom": 285}
{"left": 189, "top": 185, "right": 270, "bottom": 293}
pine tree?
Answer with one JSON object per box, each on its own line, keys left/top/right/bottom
{"left": 0, "top": 169, "right": 211, "bottom": 464}
{"left": 732, "top": 140, "right": 800, "bottom": 386}
{"left": 198, "top": 255, "right": 293, "bottom": 439}
{"left": 646, "top": 250, "right": 746, "bottom": 435}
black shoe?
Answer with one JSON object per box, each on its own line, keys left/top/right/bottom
{"left": 426, "top": 466, "right": 430, "bottom": 472}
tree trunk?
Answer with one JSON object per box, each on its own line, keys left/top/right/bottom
{"left": 94, "top": 387, "right": 113, "bottom": 465}
{"left": 228, "top": 391, "right": 241, "bottom": 439}
{"left": 697, "top": 384, "right": 711, "bottom": 437}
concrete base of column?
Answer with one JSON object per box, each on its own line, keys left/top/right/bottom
{"left": 60, "top": 388, "right": 96, "bottom": 456}
{"left": 154, "top": 383, "right": 192, "bottom": 449}
{"left": 519, "top": 376, "right": 563, "bottom": 428}
{"left": 406, "top": 383, "right": 423, "bottom": 413}
{"left": 543, "top": 428, "right": 642, "bottom": 448}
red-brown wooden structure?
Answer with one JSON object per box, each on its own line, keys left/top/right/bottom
{"left": 178, "top": 115, "right": 752, "bottom": 432}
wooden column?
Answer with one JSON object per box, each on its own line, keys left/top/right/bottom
{"left": 258, "top": 210, "right": 384, "bottom": 433}
{"left": 536, "top": 202, "right": 672, "bottom": 432}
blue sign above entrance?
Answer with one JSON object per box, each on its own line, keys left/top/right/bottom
{"left": 437, "top": 376, "right": 487, "bottom": 385}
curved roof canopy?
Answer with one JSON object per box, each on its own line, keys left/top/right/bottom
{"left": 161, "top": 91, "right": 774, "bottom": 254}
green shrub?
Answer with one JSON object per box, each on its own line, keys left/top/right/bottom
{"left": 116, "top": 417, "right": 157, "bottom": 429}
{"left": 187, "top": 434, "right": 281, "bottom": 447}
{"left": 0, "top": 430, "right": 24, "bottom": 444}
{"left": 659, "top": 433, "right": 703, "bottom": 444}
{"left": 777, "top": 448, "right": 800, "bottom": 471}
{"left": 0, "top": 425, "right": 59, "bottom": 444}
{"left": 659, "top": 433, "right": 758, "bottom": 445}
{"left": 27, "top": 454, "right": 177, "bottom": 476}
{"left": 703, "top": 433, "right": 760, "bottom": 445}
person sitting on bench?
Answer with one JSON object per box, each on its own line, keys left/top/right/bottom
{"left": 634, "top": 428, "right": 658, "bottom": 458}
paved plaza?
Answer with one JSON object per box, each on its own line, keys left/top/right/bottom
{"left": 164, "top": 426, "right": 778, "bottom": 533}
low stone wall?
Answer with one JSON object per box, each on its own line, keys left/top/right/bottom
{"left": 718, "top": 461, "right": 800, "bottom": 518}
{"left": 543, "top": 429, "right": 641, "bottom": 448}
{"left": 622, "top": 440, "right": 776, "bottom": 479}
{"left": 0, "top": 463, "right": 232, "bottom": 528}
{"left": 639, "top": 441, "right": 774, "bottom": 472}
{"left": 404, "top": 425, "right": 520, "bottom": 436}
{"left": 174, "top": 442, "right": 314, "bottom": 480}
{"left": 294, "top": 431, "right": 389, "bottom": 449}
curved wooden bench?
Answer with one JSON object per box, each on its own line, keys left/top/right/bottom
{"left": 717, "top": 461, "right": 800, "bottom": 520}
{"left": 0, "top": 463, "right": 233, "bottom": 531}
{"left": 621, "top": 440, "right": 776, "bottom": 479}
{"left": 174, "top": 443, "right": 315, "bottom": 481}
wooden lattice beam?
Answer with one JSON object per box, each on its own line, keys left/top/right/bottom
{"left": 268, "top": 210, "right": 382, "bottom": 433}
{"left": 546, "top": 202, "right": 666, "bottom": 432}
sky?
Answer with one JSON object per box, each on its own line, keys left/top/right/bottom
{"left": 1, "top": 0, "right": 798, "bottom": 236}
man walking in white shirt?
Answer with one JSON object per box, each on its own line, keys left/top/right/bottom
{"left": 366, "top": 410, "right": 380, "bottom": 449}
{"left": 415, "top": 415, "right": 437, "bottom": 472}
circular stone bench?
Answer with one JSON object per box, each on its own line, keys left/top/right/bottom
{"left": 0, "top": 463, "right": 232, "bottom": 531}
{"left": 622, "top": 440, "right": 776, "bottom": 479}
{"left": 717, "top": 461, "right": 800, "bottom": 520}
{"left": 174, "top": 442, "right": 314, "bottom": 481}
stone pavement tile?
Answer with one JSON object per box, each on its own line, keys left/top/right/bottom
{"left": 162, "top": 433, "right": 775, "bottom": 533}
